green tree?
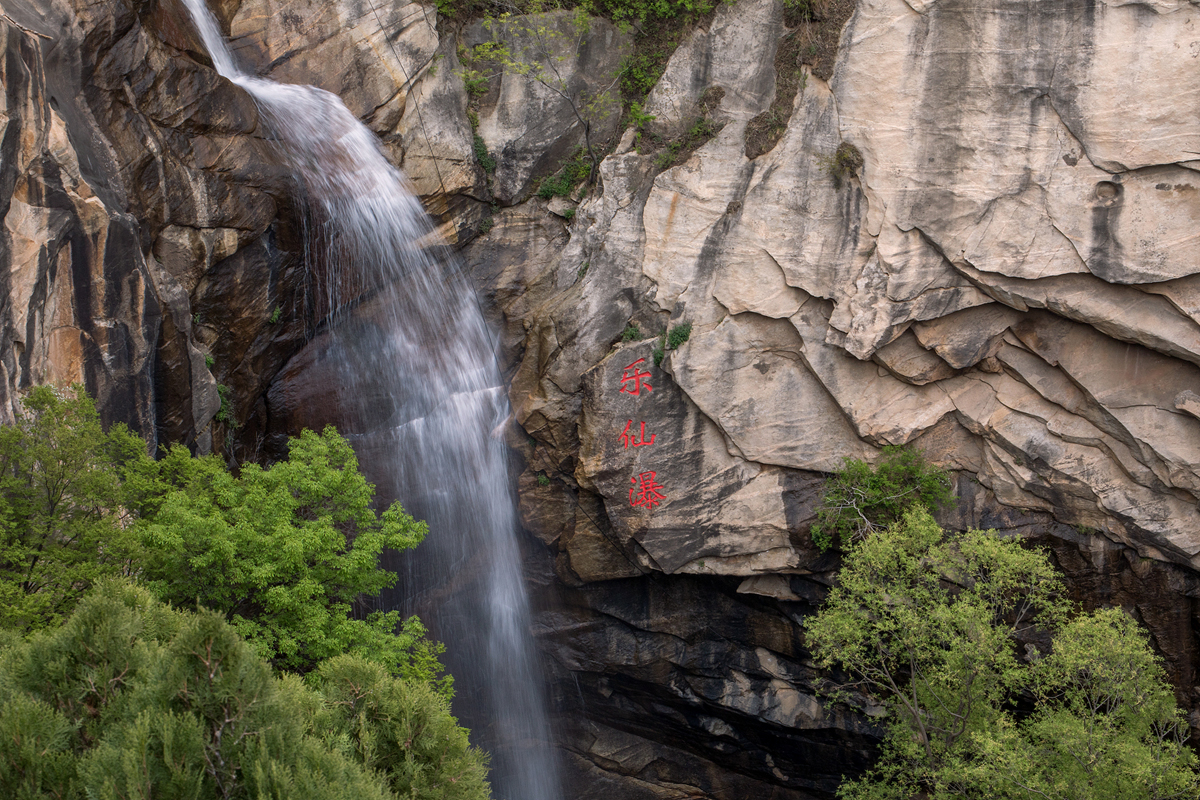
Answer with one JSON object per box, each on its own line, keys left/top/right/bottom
{"left": 947, "top": 608, "right": 1199, "bottom": 800}
{"left": 0, "top": 385, "right": 145, "bottom": 632}
{"left": 0, "top": 580, "right": 490, "bottom": 800}
{"left": 134, "top": 428, "right": 447, "bottom": 691}
{"left": 807, "top": 508, "right": 1200, "bottom": 800}
{"left": 0, "top": 388, "right": 449, "bottom": 695}
{"left": 312, "top": 656, "right": 491, "bottom": 799}
{"left": 811, "top": 444, "right": 953, "bottom": 551}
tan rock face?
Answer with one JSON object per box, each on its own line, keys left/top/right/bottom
{"left": 484, "top": 0, "right": 1200, "bottom": 791}
{"left": 0, "top": 19, "right": 159, "bottom": 435}
{"left": 508, "top": 0, "right": 1200, "bottom": 576}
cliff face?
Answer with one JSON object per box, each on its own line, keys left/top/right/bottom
{"left": 482, "top": 2, "right": 1200, "bottom": 795}
{"left": 0, "top": 0, "right": 314, "bottom": 454}
{"left": 4, "top": 0, "right": 1200, "bottom": 797}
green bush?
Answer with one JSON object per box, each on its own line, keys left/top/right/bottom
{"left": 133, "top": 428, "right": 445, "bottom": 690}
{"left": 586, "top": 0, "right": 717, "bottom": 26}
{"left": 621, "top": 323, "right": 641, "bottom": 342}
{"left": 666, "top": 321, "right": 692, "bottom": 349}
{"left": 620, "top": 53, "right": 665, "bottom": 98}
{"left": 473, "top": 134, "right": 496, "bottom": 174}
{"left": 0, "top": 581, "right": 490, "bottom": 800}
{"left": 628, "top": 101, "right": 656, "bottom": 130}
{"left": 811, "top": 444, "right": 952, "bottom": 551}
{"left": 821, "top": 141, "right": 864, "bottom": 190}
{"left": 808, "top": 508, "right": 1200, "bottom": 800}
{"left": 537, "top": 154, "right": 592, "bottom": 199}
{"left": 0, "top": 389, "right": 448, "bottom": 694}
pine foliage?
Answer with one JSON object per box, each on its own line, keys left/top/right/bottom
{"left": 0, "top": 581, "right": 490, "bottom": 800}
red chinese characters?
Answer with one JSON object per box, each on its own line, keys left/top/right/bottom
{"left": 618, "top": 355, "right": 666, "bottom": 510}
{"left": 620, "top": 358, "right": 653, "bottom": 396}
{"left": 618, "top": 420, "right": 656, "bottom": 448}
{"left": 629, "top": 471, "right": 666, "bottom": 510}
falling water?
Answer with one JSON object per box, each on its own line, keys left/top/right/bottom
{"left": 180, "top": 3, "right": 561, "bottom": 798}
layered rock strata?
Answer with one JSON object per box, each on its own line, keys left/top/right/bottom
{"left": 489, "top": 0, "right": 1200, "bottom": 794}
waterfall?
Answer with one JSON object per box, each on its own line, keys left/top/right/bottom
{"left": 179, "top": 3, "right": 561, "bottom": 798}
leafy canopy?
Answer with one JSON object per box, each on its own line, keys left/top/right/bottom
{"left": 807, "top": 508, "right": 1200, "bottom": 800}
{"left": 0, "top": 387, "right": 448, "bottom": 695}
{"left": 811, "top": 444, "right": 953, "bottom": 551}
{"left": 0, "top": 580, "right": 490, "bottom": 800}
{"left": 0, "top": 386, "right": 145, "bottom": 632}
{"left": 133, "top": 428, "right": 441, "bottom": 687}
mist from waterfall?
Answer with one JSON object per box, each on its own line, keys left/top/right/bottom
{"left": 179, "top": 3, "right": 561, "bottom": 798}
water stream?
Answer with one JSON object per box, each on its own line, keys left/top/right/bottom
{"left": 179, "top": 4, "right": 561, "bottom": 797}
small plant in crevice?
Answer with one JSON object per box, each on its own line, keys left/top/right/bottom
{"left": 783, "top": 0, "right": 832, "bottom": 21}
{"left": 536, "top": 471, "right": 551, "bottom": 487}
{"left": 268, "top": 305, "right": 283, "bottom": 324}
{"left": 216, "top": 383, "right": 234, "bottom": 426}
{"left": 666, "top": 321, "right": 692, "bottom": 350}
{"left": 562, "top": 207, "right": 576, "bottom": 221}
{"left": 621, "top": 322, "right": 641, "bottom": 342}
{"left": 576, "top": 261, "right": 589, "bottom": 279}
{"left": 460, "top": 66, "right": 490, "bottom": 98}
{"left": 537, "top": 153, "right": 591, "bottom": 199}
{"left": 652, "top": 330, "right": 667, "bottom": 366}
{"left": 204, "top": 353, "right": 215, "bottom": 370}
{"left": 653, "top": 115, "right": 721, "bottom": 170}
{"left": 820, "top": 141, "right": 864, "bottom": 190}
{"left": 473, "top": 134, "right": 496, "bottom": 174}
{"left": 479, "top": 216, "right": 495, "bottom": 234}
{"left": 629, "top": 101, "right": 655, "bottom": 132}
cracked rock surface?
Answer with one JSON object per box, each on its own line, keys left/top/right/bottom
{"left": 490, "top": 0, "right": 1200, "bottom": 795}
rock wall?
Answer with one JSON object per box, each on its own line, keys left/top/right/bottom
{"left": 463, "top": 0, "right": 1200, "bottom": 795}
{"left": 5, "top": 0, "right": 1200, "bottom": 797}
{"left": 0, "top": 0, "right": 323, "bottom": 454}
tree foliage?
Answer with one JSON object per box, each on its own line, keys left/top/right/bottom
{"left": 0, "top": 581, "right": 490, "bottom": 800}
{"left": 133, "top": 429, "right": 441, "bottom": 687}
{"left": 811, "top": 444, "right": 953, "bottom": 551}
{"left": 0, "top": 388, "right": 449, "bottom": 695}
{"left": 808, "top": 508, "right": 1200, "bottom": 800}
{"left": 0, "top": 386, "right": 145, "bottom": 632}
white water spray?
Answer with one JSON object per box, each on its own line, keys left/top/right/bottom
{"left": 180, "top": 4, "right": 562, "bottom": 798}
